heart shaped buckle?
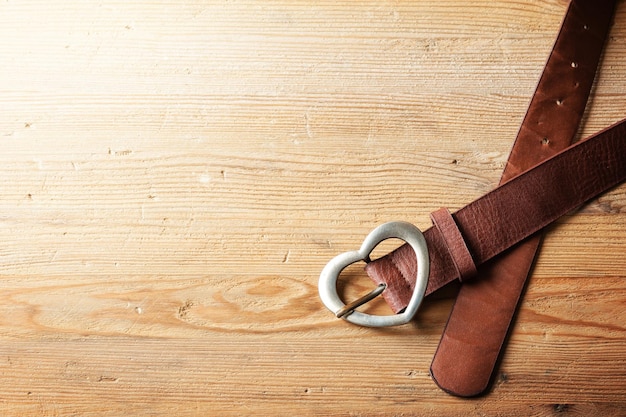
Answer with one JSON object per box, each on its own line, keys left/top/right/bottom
{"left": 318, "top": 221, "right": 429, "bottom": 327}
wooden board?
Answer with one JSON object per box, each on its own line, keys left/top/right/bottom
{"left": 0, "top": 0, "right": 625, "bottom": 415}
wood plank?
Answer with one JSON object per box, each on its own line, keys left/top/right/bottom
{"left": 0, "top": 0, "right": 625, "bottom": 415}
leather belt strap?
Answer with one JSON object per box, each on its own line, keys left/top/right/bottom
{"left": 365, "top": 116, "right": 626, "bottom": 303}
{"left": 319, "top": 0, "right": 622, "bottom": 397}
{"left": 430, "top": 0, "right": 617, "bottom": 397}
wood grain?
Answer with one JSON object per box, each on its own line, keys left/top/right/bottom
{"left": 0, "top": 0, "right": 625, "bottom": 415}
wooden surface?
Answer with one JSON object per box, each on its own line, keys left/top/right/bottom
{"left": 1, "top": 0, "right": 625, "bottom": 415}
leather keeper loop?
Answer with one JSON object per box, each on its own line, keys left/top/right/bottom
{"left": 430, "top": 208, "right": 477, "bottom": 282}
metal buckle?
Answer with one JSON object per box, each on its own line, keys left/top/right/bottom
{"left": 318, "top": 221, "right": 429, "bottom": 327}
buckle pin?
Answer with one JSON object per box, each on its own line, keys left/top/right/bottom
{"left": 335, "top": 283, "right": 386, "bottom": 318}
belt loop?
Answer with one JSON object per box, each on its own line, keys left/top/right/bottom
{"left": 430, "top": 208, "right": 477, "bottom": 282}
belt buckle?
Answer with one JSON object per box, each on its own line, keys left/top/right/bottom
{"left": 318, "top": 221, "right": 429, "bottom": 327}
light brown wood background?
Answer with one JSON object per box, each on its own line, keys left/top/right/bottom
{"left": 1, "top": 0, "right": 625, "bottom": 415}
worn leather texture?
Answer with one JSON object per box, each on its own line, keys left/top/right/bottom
{"left": 365, "top": 117, "right": 626, "bottom": 302}
{"left": 364, "top": 0, "right": 617, "bottom": 397}
{"left": 430, "top": 0, "right": 618, "bottom": 397}
{"left": 429, "top": 207, "right": 477, "bottom": 282}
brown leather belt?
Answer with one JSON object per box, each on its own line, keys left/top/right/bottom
{"left": 430, "top": 0, "right": 617, "bottom": 397}
{"left": 321, "top": 116, "right": 626, "bottom": 316}
{"left": 319, "top": 0, "right": 621, "bottom": 397}
{"left": 363, "top": 117, "right": 626, "bottom": 300}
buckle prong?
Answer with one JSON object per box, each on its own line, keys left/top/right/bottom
{"left": 335, "top": 283, "right": 386, "bottom": 318}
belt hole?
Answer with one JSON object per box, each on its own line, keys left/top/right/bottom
{"left": 556, "top": 99, "right": 563, "bottom": 106}
{"left": 583, "top": 24, "right": 589, "bottom": 30}
{"left": 571, "top": 62, "right": 579, "bottom": 68}
{"left": 541, "top": 137, "right": 550, "bottom": 145}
